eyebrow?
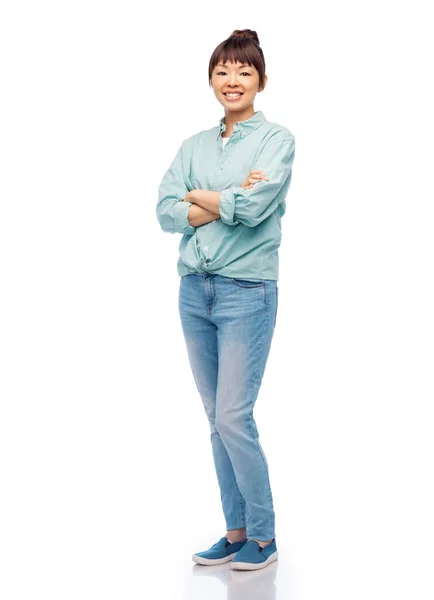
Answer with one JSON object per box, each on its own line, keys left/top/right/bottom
{"left": 216, "top": 63, "right": 252, "bottom": 68}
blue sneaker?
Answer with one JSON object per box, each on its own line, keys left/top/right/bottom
{"left": 192, "top": 536, "right": 248, "bottom": 565}
{"left": 230, "top": 538, "right": 278, "bottom": 570}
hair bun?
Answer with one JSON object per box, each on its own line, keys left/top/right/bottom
{"left": 228, "top": 29, "right": 260, "bottom": 45}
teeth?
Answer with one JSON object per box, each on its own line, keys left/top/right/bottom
{"left": 225, "top": 93, "right": 241, "bottom": 97}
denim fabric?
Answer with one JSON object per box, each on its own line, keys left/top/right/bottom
{"left": 178, "top": 272, "right": 278, "bottom": 540}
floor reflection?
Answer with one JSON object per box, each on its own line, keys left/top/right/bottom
{"left": 192, "top": 559, "right": 278, "bottom": 599}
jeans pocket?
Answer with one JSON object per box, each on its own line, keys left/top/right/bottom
{"left": 230, "top": 278, "right": 266, "bottom": 288}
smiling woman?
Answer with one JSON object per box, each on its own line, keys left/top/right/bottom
{"left": 208, "top": 29, "right": 267, "bottom": 92}
{"left": 156, "top": 28, "right": 296, "bottom": 572}
{"left": 209, "top": 31, "right": 267, "bottom": 119}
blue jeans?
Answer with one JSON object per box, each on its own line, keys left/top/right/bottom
{"left": 178, "top": 273, "right": 278, "bottom": 541}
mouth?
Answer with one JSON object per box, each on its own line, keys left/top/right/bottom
{"left": 223, "top": 92, "right": 244, "bottom": 100}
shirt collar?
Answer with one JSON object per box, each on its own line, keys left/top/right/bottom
{"left": 217, "top": 109, "right": 266, "bottom": 140}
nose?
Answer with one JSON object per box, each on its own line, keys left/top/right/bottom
{"left": 228, "top": 75, "right": 240, "bottom": 87}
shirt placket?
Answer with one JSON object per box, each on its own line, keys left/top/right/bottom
{"left": 198, "top": 127, "right": 241, "bottom": 268}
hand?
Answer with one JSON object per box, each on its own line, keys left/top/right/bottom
{"left": 183, "top": 190, "right": 196, "bottom": 203}
{"left": 240, "top": 170, "right": 268, "bottom": 189}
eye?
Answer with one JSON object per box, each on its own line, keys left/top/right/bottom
{"left": 216, "top": 71, "right": 251, "bottom": 76}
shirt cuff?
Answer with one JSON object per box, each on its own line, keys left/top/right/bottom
{"left": 219, "top": 189, "right": 240, "bottom": 226}
{"left": 173, "top": 201, "right": 196, "bottom": 235}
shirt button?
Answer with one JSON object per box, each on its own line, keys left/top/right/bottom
{"left": 242, "top": 132, "right": 246, "bottom": 136}
{"left": 204, "top": 246, "right": 208, "bottom": 251}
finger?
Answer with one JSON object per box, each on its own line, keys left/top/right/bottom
{"left": 250, "top": 173, "right": 268, "bottom": 181}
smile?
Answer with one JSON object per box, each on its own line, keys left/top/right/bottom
{"left": 224, "top": 92, "right": 243, "bottom": 99}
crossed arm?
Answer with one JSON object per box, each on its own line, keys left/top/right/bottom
{"left": 185, "top": 137, "right": 295, "bottom": 229}
{"left": 184, "top": 190, "right": 221, "bottom": 227}
{"left": 156, "top": 135, "right": 295, "bottom": 234}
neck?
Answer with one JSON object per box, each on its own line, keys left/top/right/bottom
{"left": 222, "top": 107, "right": 256, "bottom": 137}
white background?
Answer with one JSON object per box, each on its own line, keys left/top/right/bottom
{"left": 1, "top": 1, "right": 433, "bottom": 599}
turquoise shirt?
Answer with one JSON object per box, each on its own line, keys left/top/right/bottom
{"left": 156, "top": 110, "right": 295, "bottom": 280}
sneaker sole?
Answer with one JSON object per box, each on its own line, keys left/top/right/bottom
{"left": 230, "top": 550, "right": 279, "bottom": 570}
{"left": 192, "top": 551, "right": 239, "bottom": 566}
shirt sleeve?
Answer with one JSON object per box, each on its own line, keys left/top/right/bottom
{"left": 219, "top": 135, "right": 295, "bottom": 227}
{"left": 156, "top": 140, "right": 196, "bottom": 235}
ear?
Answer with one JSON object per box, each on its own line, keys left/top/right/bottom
{"left": 259, "top": 74, "right": 268, "bottom": 93}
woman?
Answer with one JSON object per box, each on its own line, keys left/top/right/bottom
{"left": 156, "top": 29, "right": 295, "bottom": 571}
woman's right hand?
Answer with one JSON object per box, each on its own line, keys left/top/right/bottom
{"left": 240, "top": 170, "right": 269, "bottom": 189}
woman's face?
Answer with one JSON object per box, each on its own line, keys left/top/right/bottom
{"left": 211, "top": 60, "right": 265, "bottom": 111}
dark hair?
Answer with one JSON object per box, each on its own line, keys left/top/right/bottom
{"left": 208, "top": 29, "right": 266, "bottom": 91}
